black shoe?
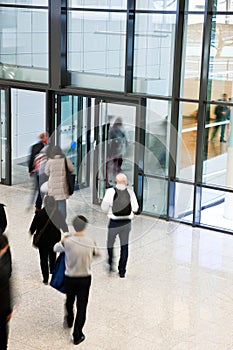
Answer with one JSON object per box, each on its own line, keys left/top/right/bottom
{"left": 119, "top": 273, "right": 125, "bottom": 278}
{"left": 73, "top": 335, "right": 85, "bottom": 345}
{"left": 43, "top": 279, "right": 48, "bottom": 285}
{"left": 220, "top": 139, "right": 227, "bottom": 143}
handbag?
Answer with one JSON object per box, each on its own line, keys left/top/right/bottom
{"left": 32, "top": 217, "right": 50, "bottom": 248}
{"left": 65, "top": 159, "right": 75, "bottom": 195}
{"left": 50, "top": 253, "right": 66, "bottom": 293}
{"left": 40, "top": 180, "right": 48, "bottom": 194}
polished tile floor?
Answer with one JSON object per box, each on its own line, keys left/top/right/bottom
{"left": 2, "top": 183, "right": 233, "bottom": 350}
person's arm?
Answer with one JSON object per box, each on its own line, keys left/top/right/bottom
{"left": 53, "top": 240, "right": 65, "bottom": 253}
{"left": 44, "top": 160, "right": 50, "bottom": 176}
{"left": 101, "top": 189, "right": 113, "bottom": 212}
{"left": 29, "top": 214, "right": 39, "bottom": 235}
{"left": 66, "top": 158, "right": 74, "bottom": 172}
{"left": 130, "top": 190, "right": 139, "bottom": 213}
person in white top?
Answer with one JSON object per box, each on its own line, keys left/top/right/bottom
{"left": 101, "top": 173, "right": 139, "bottom": 278}
{"left": 54, "top": 215, "right": 99, "bottom": 346}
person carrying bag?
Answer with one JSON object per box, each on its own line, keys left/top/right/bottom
{"left": 29, "top": 196, "right": 68, "bottom": 284}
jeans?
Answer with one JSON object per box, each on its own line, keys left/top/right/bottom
{"left": 64, "top": 275, "right": 91, "bottom": 341}
{"left": 56, "top": 200, "right": 67, "bottom": 219}
{"left": 107, "top": 219, "right": 131, "bottom": 276}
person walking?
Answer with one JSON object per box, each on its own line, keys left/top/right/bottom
{"left": 28, "top": 132, "right": 49, "bottom": 212}
{"left": 29, "top": 195, "right": 68, "bottom": 285}
{"left": 0, "top": 235, "right": 13, "bottom": 350}
{"left": 108, "top": 117, "right": 127, "bottom": 178}
{"left": 54, "top": 215, "right": 100, "bottom": 345}
{"left": 45, "top": 145, "right": 74, "bottom": 219}
{"left": 211, "top": 93, "right": 230, "bottom": 143}
{"left": 101, "top": 173, "right": 139, "bottom": 278}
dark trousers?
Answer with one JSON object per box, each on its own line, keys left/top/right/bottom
{"left": 64, "top": 275, "right": 91, "bottom": 341}
{"left": 38, "top": 245, "right": 57, "bottom": 282}
{"left": 35, "top": 174, "right": 42, "bottom": 209}
{"left": 0, "top": 313, "right": 9, "bottom": 350}
{"left": 212, "top": 119, "right": 226, "bottom": 141}
{"left": 107, "top": 219, "right": 131, "bottom": 275}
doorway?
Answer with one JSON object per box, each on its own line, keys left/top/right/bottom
{"left": 93, "top": 99, "right": 138, "bottom": 204}
{"left": 0, "top": 88, "right": 11, "bottom": 184}
{"left": 56, "top": 95, "right": 91, "bottom": 189}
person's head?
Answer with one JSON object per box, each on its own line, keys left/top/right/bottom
{"left": 116, "top": 173, "right": 127, "bottom": 185}
{"left": 72, "top": 215, "right": 88, "bottom": 232}
{"left": 50, "top": 145, "right": 65, "bottom": 158}
{"left": 38, "top": 132, "right": 49, "bottom": 144}
{"left": 113, "top": 117, "right": 123, "bottom": 127}
{"left": 222, "top": 93, "right": 228, "bottom": 101}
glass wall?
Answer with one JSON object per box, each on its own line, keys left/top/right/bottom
{"left": 144, "top": 99, "right": 170, "bottom": 176}
{"left": 67, "top": 5, "right": 127, "bottom": 91}
{"left": 143, "top": 176, "right": 167, "bottom": 217}
{"left": 1, "top": 1, "right": 233, "bottom": 233}
{"left": 12, "top": 89, "right": 46, "bottom": 184}
{"left": 204, "top": 101, "right": 231, "bottom": 188}
{"left": 133, "top": 12, "right": 176, "bottom": 96}
{"left": 180, "top": 13, "right": 204, "bottom": 99}
{"left": 176, "top": 102, "right": 198, "bottom": 182}
{"left": 0, "top": 3, "right": 48, "bottom": 83}
{"left": 208, "top": 14, "right": 233, "bottom": 102}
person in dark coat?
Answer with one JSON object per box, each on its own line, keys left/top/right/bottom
{"left": 0, "top": 235, "right": 12, "bottom": 350}
{"left": 108, "top": 117, "right": 127, "bottom": 177}
{"left": 29, "top": 195, "right": 68, "bottom": 284}
{"left": 28, "top": 132, "right": 49, "bottom": 212}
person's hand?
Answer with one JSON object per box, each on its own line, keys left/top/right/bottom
{"left": 61, "top": 235, "right": 68, "bottom": 245}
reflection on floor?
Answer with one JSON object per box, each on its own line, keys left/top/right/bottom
{"left": 2, "top": 183, "right": 233, "bottom": 349}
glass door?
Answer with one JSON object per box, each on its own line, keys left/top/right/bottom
{"left": 93, "top": 99, "right": 137, "bottom": 203}
{"left": 0, "top": 88, "right": 11, "bottom": 184}
{"left": 57, "top": 95, "right": 91, "bottom": 188}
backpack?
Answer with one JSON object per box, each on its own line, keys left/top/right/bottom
{"left": 0, "top": 203, "right": 7, "bottom": 234}
{"left": 112, "top": 188, "right": 132, "bottom": 216}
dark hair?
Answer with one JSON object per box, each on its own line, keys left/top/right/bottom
{"left": 50, "top": 145, "right": 65, "bottom": 159}
{"left": 72, "top": 215, "right": 88, "bottom": 232}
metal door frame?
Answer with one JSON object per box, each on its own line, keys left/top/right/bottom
{"left": 92, "top": 97, "right": 145, "bottom": 209}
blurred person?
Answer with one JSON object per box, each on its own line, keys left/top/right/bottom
{"left": 101, "top": 173, "right": 139, "bottom": 278}
{"left": 0, "top": 235, "right": 12, "bottom": 350}
{"left": 54, "top": 215, "right": 100, "bottom": 345}
{"left": 0, "top": 203, "right": 7, "bottom": 235}
{"left": 108, "top": 117, "right": 127, "bottom": 180}
{"left": 45, "top": 145, "right": 74, "bottom": 219}
{"left": 28, "top": 132, "right": 49, "bottom": 212}
{"left": 211, "top": 93, "right": 230, "bottom": 143}
{"left": 29, "top": 196, "right": 68, "bottom": 285}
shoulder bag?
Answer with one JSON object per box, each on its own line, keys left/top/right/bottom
{"left": 32, "top": 208, "right": 55, "bottom": 248}
{"left": 32, "top": 217, "right": 50, "bottom": 248}
{"left": 50, "top": 252, "right": 66, "bottom": 293}
{"left": 65, "top": 159, "right": 76, "bottom": 195}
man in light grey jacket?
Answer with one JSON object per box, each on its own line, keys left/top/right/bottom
{"left": 54, "top": 215, "right": 99, "bottom": 346}
{"left": 101, "top": 173, "right": 139, "bottom": 278}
